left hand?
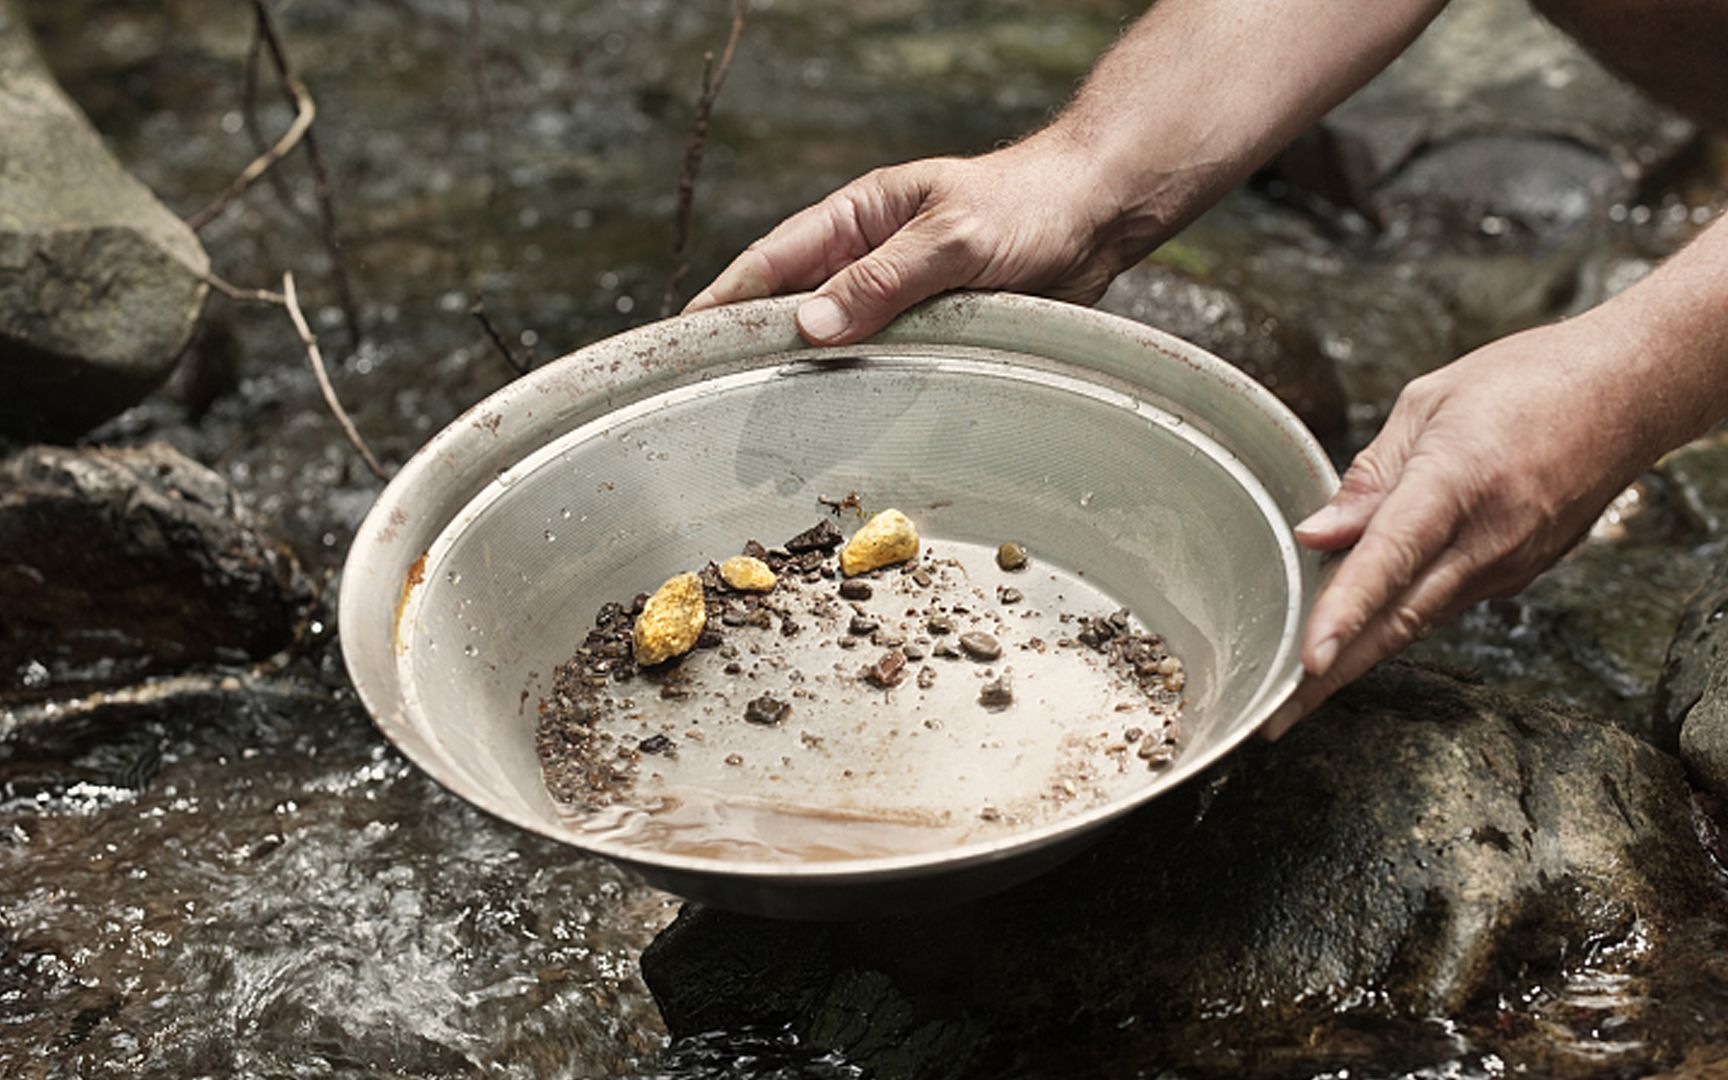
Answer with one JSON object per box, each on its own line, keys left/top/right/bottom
{"left": 1264, "top": 312, "right": 1658, "bottom": 738}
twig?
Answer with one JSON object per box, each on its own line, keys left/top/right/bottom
{"left": 470, "top": 298, "right": 530, "bottom": 376}
{"left": 660, "top": 0, "right": 748, "bottom": 317}
{"left": 240, "top": 19, "right": 320, "bottom": 234}
{"left": 281, "top": 272, "right": 388, "bottom": 481}
{"left": 201, "top": 270, "right": 286, "bottom": 306}
{"left": 186, "top": 68, "right": 315, "bottom": 231}
{"left": 252, "top": 0, "right": 364, "bottom": 352}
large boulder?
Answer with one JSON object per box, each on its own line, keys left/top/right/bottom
{"left": 643, "top": 663, "right": 1726, "bottom": 1079}
{"left": 0, "top": 443, "right": 314, "bottom": 703}
{"left": 0, "top": 0, "right": 209, "bottom": 443}
{"left": 1270, "top": 0, "right": 1695, "bottom": 238}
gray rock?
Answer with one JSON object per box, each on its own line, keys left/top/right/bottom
{"left": 0, "top": 0, "right": 209, "bottom": 442}
{"left": 0, "top": 443, "right": 314, "bottom": 702}
{"left": 1099, "top": 261, "right": 1349, "bottom": 446}
{"left": 1653, "top": 558, "right": 1728, "bottom": 764}
{"left": 1270, "top": 0, "right": 1695, "bottom": 230}
{"left": 642, "top": 663, "right": 1722, "bottom": 1079}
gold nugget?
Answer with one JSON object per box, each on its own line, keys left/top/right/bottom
{"left": 632, "top": 572, "right": 707, "bottom": 665}
{"left": 840, "top": 508, "right": 920, "bottom": 577}
{"left": 718, "top": 555, "right": 777, "bottom": 593}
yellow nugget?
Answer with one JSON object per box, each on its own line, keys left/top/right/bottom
{"left": 631, "top": 572, "right": 707, "bottom": 665}
{"left": 840, "top": 508, "right": 920, "bottom": 577}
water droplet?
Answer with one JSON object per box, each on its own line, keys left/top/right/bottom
{"left": 560, "top": 507, "right": 572, "bottom": 519}
{"left": 1079, "top": 491, "right": 1095, "bottom": 508}
{"left": 446, "top": 570, "right": 462, "bottom": 585}
{"left": 463, "top": 644, "right": 479, "bottom": 658}
{"left": 544, "top": 530, "right": 557, "bottom": 542}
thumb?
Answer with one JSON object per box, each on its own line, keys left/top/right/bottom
{"left": 797, "top": 219, "right": 982, "bottom": 345}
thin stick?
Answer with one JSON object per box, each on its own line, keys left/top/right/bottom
{"left": 660, "top": 0, "right": 748, "bottom": 317}
{"left": 282, "top": 272, "right": 388, "bottom": 481}
{"left": 202, "top": 270, "right": 286, "bottom": 306}
{"left": 186, "top": 69, "right": 315, "bottom": 231}
{"left": 240, "top": 18, "right": 319, "bottom": 233}
{"left": 252, "top": 0, "right": 364, "bottom": 352}
{"left": 470, "top": 298, "right": 530, "bottom": 376}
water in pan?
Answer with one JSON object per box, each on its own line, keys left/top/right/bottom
{"left": 540, "top": 536, "right": 1186, "bottom": 862}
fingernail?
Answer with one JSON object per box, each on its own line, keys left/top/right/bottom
{"left": 797, "top": 295, "right": 850, "bottom": 342}
{"left": 682, "top": 289, "right": 714, "bottom": 313}
{"left": 1263, "top": 700, "right": 1302, "bottom": 741}
{"left": 1295, "top": 504, "right": 1342, "bottom": 535}
{"left": 1309, "top": 636, "right": 1339, "bottom": 677}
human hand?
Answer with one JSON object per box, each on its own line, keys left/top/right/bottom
{"left": 684, "top": 134, "right": 1146, "bottom": 345}
{"left": 1264, "top": 314, "right": 1661, "bottom": 738}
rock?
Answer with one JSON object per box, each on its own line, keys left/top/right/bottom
{"left": 641, "top": 664, "right": 1723, "bottom": 1080}
{"left": 1099, "top": 262, "right": 1349, "bottom": 446}
{"left": 631, "top": 572, "right": 708, "bottom": 666}
{"left": 1268, "top": 0, "right": 1696, "bottom": 227}
{"left": 840, "top": 509, "right": 919, "bottom": 578}
{"left": 0, "top": 0, "right": 210, "bottom": 443}
{"left": 0, "top": 444, "right": 314, "bottom": 703}
{"left": 1653, "top": 550, "right": 1728, "bottom": 758}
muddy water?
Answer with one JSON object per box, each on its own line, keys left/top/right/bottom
{"left": 5, "top": 0, "right": 1728, "bottom": 1076}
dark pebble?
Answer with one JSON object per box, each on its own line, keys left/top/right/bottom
{"left": 927, "top": 615, "right": 956, "bottom": 635}
{"left": 839, "top": 579, "right": 873, "bottom": 601}
{"left": 721, "top": 607, "right": 748, "bottom": 627}
{"left": 744, "top": 694, "right": 791, "bottom": 726}
{"left": 979, "top": 674, "right": 1014, "bottom": 708}
{"left": 629, "top": 592, "right": 651, "bottom": 615}
{"left": 911, "top": 569, "right": 932, "bottom": 588}
{"left": 996, "top": 542, "right": 1028, "bottom": 571}
{"left": 639, "top": 734, "right": 673, "bottom": 755}
{"left": 934, "top": 642, "right": 960, "bottom": 659}
{"left": 864, "top": 650, "right": 908, "bottom": 688}
{"left": 959, "top": 631, "right": 1002, "bottom": 661}
{"left": 903, "top": 643, "right": 926, "bottom": 661}
{"left": 998, "top": 587, "right": 1024, "bottom": 605}
{"left": 848, "top": 615, "right": 879, "bottom": 636}
{"left": 785, "top": 519, "right": 843, "bottom": 553}
{"left": 696, "top": 629, "right": 724, "bottom": 649}
{"left": 596, "top": 601, "right": 627, "bottom": 626}
{"left": 779, "top": 617, "right": 801, "bottom": 638}
{"left": 743, "top": 539, "right": 769, "bottom": 560}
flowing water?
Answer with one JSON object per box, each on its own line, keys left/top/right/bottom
{"left": 5, "top": 0, "right": 1728, "bottom": 1076}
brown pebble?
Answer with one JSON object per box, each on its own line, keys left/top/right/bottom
{"left": 864, "top": 650, "right": 908, "bottom": 688}
{"left": 959, "top": 631, "right": 1002, "bottom": 661}
{"left": 848, "top": 615, "right": 879, "bottom": 636}
{"left": 839, "top": 579, "right": 873, "bottom": 601}
{"left": 916, "top": 666, "right": 936, "bottom": 690}
{"left": 979, "top": 674, "right": 1014, "bottom": 708}
{"left": 912, "top": 569, "right": 932, "bottom": 588}
{"left": 786, "top": 519, "right": 843, "bottom": 553}
{"left": 744, "top": 694, "right": 791, "bottom": 726}
{"left": 927, "top": 615, "right": 956, "bottom": 635}
{"left": 903, "top": 643, "right": 927, "bottom": 661}
{"left": 996, "top": 542, "right": 1029, "bottom": 571}
{"left": 998, "top": 587, "right": 1023, "bottom": 605}
{"left": 638, "top": 734, "right": 672, "bottom": 755}
{"left": 724, "top": 753, "right": 744, "bottom": 766}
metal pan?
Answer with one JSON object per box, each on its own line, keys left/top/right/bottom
{"left": 338, "top": 293, "right": 1336, "bottom": 919}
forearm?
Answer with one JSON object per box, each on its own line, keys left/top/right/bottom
{"left": 1034, "top": 0, "right": 1450, "bottom": 262}
{"left": 1585, "top": 213, "right": 1728, "bottom": 458}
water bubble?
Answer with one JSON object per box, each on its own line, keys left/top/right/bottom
{"left": 1079, "top": 491, "right": 1095, "bottom": 508}
{"left": 463, "top": 644, "right": 479, "bottom": 658}
{"left": 446, "top": 570, "right": 463, "bottom": 585}
{"left": 560, "top": 508, "right": 572, "bottom": 520}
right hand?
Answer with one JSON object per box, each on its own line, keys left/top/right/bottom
{"left": 684, "top": 135, "right": 1139, "bottom": 345}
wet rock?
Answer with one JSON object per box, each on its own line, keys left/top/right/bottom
{"left": 1099, "top": 262, "right": 1348, "bottom": 446}
{"left": 0, "top": 444, "right": 314, "bottom": 703}
{"left": 641, "top": 664, "right": 1723, "bottom": 1079}
{"left": 1654, "top": 550, "right": 1728, "bottom": 758}
{"left": 1268, "top": 0, "right": 1696, "bottom": 226}
{"left": 0, "top": 1, "right": 210, "bottom": 442}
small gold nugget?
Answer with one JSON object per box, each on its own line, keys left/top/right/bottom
{"left": 840, "top": 508, "right": 919, "bottom": 577}
{"left": 632, "top": 572, "right": 707, "bottom": 665}
{"left": 718, "top": 555, "right": 777, "bottom": 593}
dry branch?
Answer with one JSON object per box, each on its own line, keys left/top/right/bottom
{"left": 201, "top": 270, "right": 286, "bottom": 306}
{"left": 660, "top": 0, "right": 748, "bottom": 316}
{"left": 186, "top": 69, "right": 315, "bottom": 231}
{"left": 251, "top": 0, "right": 364, "bottom": 352}
{"left": 470, "top": 298, "right": 530, "bottom": 376}
{"left": 281, "top": 272, "right": 388, "bottom": 482}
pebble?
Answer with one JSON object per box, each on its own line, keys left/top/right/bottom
{"left": 911, "top": 569, "right": 932, "bottom": 588}
{"left": 724, "top": 753, "right": 744, "bottom": 766}
{"left": 848, "top": 615, "right": 879, "bottom": 636}
{"left": 785, "top": 519, "right": 843, "bottom": 553}
{"left": 916, "top": 666, "right": 936, "bottom": 690}
{"left": 996, "top": 542, "right": 1029, "bottom": 571}
{"left": 903, "top": 643, "right": 926, "bottom": 661}
{"left": 959, "top": 631, "right": 1002, "bottom": 661}
{"left": 998, "top": 587, "right": 1023, "bottom": 605}
{"left": 638, "top": 734, "right": 672, "bottom": 755}
{"left": 978, "top": 673, "right": 1014, "bottom": 708}
{"left": 927, "top": 615, "right": 956, "bottom": 635}
{"left": 840, "top": 508, "right": 920, "bottom": 576}
{"left": 864, "top": 650, "right": 908, "bottom": 688}
{"left": 632, "top": 572, "right": 707, "bottom": 665}
{"left": 718, "top": 555, "right": 777, "bottom": 593}
{"left": 744, "top": 694, "right": 791, "bottom": 726}
{"left": 839, "top": 579, "right": 873, "bottom": 601}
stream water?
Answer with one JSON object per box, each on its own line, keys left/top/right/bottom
{"left": 5, "top": 0, "right": 1728, "bottom": 1076}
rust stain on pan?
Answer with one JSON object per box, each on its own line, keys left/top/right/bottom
{"left": 394, "top": 550, "right": 429, "bottom": 655}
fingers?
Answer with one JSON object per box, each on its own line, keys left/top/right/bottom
{"left": 796, "top": 216, "right": 985, "bottom": 344}
{"left": 1262, "top": 548, "right": 1472, "bottom": 740}
{"left": 684, "top": 199, "right": 864, "bottom": 313}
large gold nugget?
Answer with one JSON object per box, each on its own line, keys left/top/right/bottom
{"left": 840, "top": 508, "right": 920, "bottom": 577}
{"left": 631, "top": 572, "right": 707, "bottom": 666}
{"left": 718, "top": 555, "right": 777, "bottom": 593}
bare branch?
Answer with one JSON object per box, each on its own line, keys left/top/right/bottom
{"left": 186, "top": 69, "right": 315, "bottom": 232}
{"left": 661, "top": 0, "right": 748, "bottom": 317}
{"left": 469, "top": 299, "right": 531, "bottom": 376}
{"left": 201, "top": 271, "right": 286, "bottom": 306}
{"left": 281, "top": 272, "right": 388, "bottom": 482}
{"left": 252, "top": 0, "right": 365, "bottom": 352}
